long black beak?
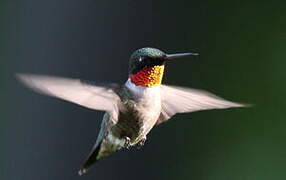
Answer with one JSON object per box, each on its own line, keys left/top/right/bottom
{"left": 164, "top": 52, "right": 199, "bottom": 60}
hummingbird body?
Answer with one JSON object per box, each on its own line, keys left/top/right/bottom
{"left": 17, "top": 47, "right": 247, "bottom": 175}
{"left": 79, "top": 79, "right": 162, "bottom": 174}
{"left": 117, "top": 79, "right": 162, "bottom": 143}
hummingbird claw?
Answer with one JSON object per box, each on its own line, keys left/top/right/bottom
{"left": 124, "top": 136, "right": 131, "bottom": 149}
{"left": 137, "top": 137, "right": 146, "bottom": 148}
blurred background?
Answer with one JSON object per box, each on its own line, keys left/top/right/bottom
{"left": 1, "top": 0, "right": 286, "bottom": 179}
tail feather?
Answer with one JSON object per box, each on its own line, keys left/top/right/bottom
{"left": 78, "top": 141, "right": 102, "bottom": 176}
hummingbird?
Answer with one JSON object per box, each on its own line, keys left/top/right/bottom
{"left": 17, "top": 47, "right": 246, "bottom": 175}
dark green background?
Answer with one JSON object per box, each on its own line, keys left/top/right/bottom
{"left": 1, "top": 0, "right": 286, "bottom": 179}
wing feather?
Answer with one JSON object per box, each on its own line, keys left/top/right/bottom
{"left": 157, "top": 85, "right": 247, "bottom": 125}
{"left": 16, "top": 74, "right": 122, "bottom": 120}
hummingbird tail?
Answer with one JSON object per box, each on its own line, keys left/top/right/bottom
{"left": 78, "top": 140, "right": 103, "bottom": 176}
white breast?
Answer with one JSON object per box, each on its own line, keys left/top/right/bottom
{"left": 125, "top": 78, "right": 161, "bottom": 136}
{"left": 125, "top": 78, "right": 161, "bottom": 101}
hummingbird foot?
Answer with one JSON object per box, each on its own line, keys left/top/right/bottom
{"left": 137, "top": 137, "right": 146, "bottom": 148}
{"left": 124, "top": 136, "right": 131, "bottom": 149}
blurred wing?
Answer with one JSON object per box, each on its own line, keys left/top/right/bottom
{"left": 157, "top": 85, "right": 246, "bottom": 125}
{"left": 16, "top": 74, "right": 122, "bottom": 118}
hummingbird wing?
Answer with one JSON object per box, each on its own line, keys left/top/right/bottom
{"left": 157, "top": 85, "right": 247, "bottom": 125}
{"left": 16, "top": 74, "right": 122, "bottom": 120}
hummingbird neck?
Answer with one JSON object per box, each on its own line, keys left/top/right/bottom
{"left": 129, "top": 65, "right": 165, "bottom": 87}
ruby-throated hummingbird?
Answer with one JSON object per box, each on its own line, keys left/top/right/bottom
{"left": 17, "top": 47, "right": 246, "bottom": 175}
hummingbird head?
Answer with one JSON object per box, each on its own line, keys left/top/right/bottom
{"left": 129, "top": 47, "right": 198, "bottom": 87}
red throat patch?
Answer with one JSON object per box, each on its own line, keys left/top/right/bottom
{"left": 129, "top": 65, "right": 165, "bottom": 87}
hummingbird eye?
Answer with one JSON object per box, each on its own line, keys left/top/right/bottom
{"left": 138, "top": 56, "right": 150, "bottom": 64}
{"left": 138, "top": 57, "right": 143, "bottom": 62}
